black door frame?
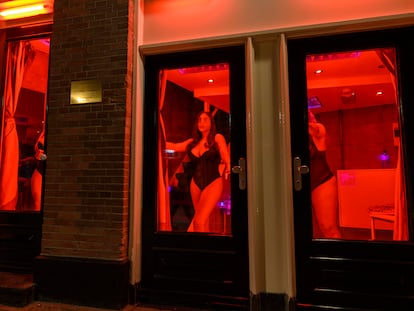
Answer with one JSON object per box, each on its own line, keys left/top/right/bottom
{"left": 288, "top": 26, "right": 414, "bottom": 310}
{"left": 140, "top": 45, "right": 249, "bottom": 310}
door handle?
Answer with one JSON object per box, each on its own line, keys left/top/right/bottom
{"left": 293, "top": 156, "right": 309, "bottom": 191}
{"left": 232, "top": 157, "right": 246, "bottom": 190}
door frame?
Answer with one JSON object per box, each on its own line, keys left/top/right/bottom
{"left": 288, "top": 26, "right": 414, "bottom": 309}
{"left": 139, "top": 45, "right": 249, "bottom": 309}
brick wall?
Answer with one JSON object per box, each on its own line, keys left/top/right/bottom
{"left": 41, "top": 0, "right": 134, "bottom": 260}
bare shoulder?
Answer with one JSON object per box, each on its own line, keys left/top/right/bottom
{"left": 214, "top": 133, "right": 226, "bottom": 143}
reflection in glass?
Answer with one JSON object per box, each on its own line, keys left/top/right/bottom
{"left": 157, "top": 64, "right": 231, "bottom": 234}
{"left": 306, "top": 48, "right": 408, "bottom": 241}
{"left": 0, "top": 38, "right": 49, "bottom": 212}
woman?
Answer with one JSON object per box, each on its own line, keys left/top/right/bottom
{"left": 31, "top": 130, "right": 46, "bottom": 211}
{"left": 308, "top": 110, "right": 341, "bottom": 238}
{"left": 166, "top": 111, "right": 230, "bottom": 232}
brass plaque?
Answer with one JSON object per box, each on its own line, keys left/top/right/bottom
{"left": 70, "top": 80, "right": 102, "bottom": 104}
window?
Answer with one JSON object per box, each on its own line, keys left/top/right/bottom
{"left": 306, "top": 48, "right": 407, "bottom": 241}
{"left": 157, "top": 64, "right": 232, "bottom": 234}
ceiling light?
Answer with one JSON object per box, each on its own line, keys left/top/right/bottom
{"left": 341, "top": 87, "right": 356, "bottom": 104}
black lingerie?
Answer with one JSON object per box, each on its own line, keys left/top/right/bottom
{"left": 309, "top": 138, "right": 333, "bottom": 191}
{"left": 188, "top": 148, "right": 221, "bottom": 190}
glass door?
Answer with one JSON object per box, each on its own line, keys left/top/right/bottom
{"left": 0, "top": 31, "right": 50, "bottom": 271}
{"left": 141, "top": 46, "right": 249, "bottom": 309}
{"left": 288, "top": 26, "right": 414, "bottom": 309}
{"left": 306, "top": 47, "right": 406, "bottom": 241}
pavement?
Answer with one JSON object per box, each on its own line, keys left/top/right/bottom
{"left": 0, "top": 302, "right": 179, "bottom": 311}
{"left": 0, "top": 301, "right": 218, "bottom": 311}
{"left": 0, "top": 273, "right": 209, "bottom": 311}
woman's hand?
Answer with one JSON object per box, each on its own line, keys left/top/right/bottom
{"left": 224, "top": 164, "right": 231, "bottom": 180}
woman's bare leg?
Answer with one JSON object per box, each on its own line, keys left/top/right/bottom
{"left": 187, "top": 182, "right": 200, "bottom": 232}
{"left": 188, "top": 178, "right": 223, "bottom": 232}
{"left": 312, "top": 176, "right": 341, "bottom": 238}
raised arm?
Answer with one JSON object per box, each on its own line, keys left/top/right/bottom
{"left": 309, "top": 122, "right": 327, "bottom": 151}
{"left": 165, "top": 138, "right": 193, "bottom": 153}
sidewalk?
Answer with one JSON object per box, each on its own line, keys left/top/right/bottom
{"left": 0, "top": 302, "right": 175, "bottom": 311}
{"left": 0, "top": 301, "right": 216, "bottom": 311}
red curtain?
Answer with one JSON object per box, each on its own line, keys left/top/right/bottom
{"left": 0, "top": 41, "right": 34, "bottom": 210}
{"left": 157, "top": 70, "right": 171, "bottom": 230}
{"left": 377, "top": 48, "right": 408, "bottom": 241}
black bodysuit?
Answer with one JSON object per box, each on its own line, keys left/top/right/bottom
{"left": 188, "top": 148, "right": 221, "bottom": 190}
{"left": 309, "top": 138, "right": 333, "bottom": 191}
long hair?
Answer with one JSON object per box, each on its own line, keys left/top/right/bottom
{"left": 189, "top": 111, "right": 217, "bottom": 151}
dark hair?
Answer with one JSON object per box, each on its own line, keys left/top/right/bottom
{"left": 188, "top": 111, "right": 217, "bottom": 151}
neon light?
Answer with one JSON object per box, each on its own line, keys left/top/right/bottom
{"left": 0, "top": 4, "right": 45, "bottom": 17}
{"left": 306, "top": 51, "right": 361, "bottom": 62}
{"left": 178, "top": 63, "right": 229, "bottom": 74}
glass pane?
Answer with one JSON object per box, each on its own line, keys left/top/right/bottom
{"left": 306, "top": 48, "right": 408, "bottom": 241}
{"left": 157, "top": 63, "right": 231, "bottom": 234}
{"left": 0, "top": 37, "right": 49, "bottom": 212}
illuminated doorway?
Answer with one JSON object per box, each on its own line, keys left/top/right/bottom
{"left": 141, "top": 46, "right": 249, "bottom": 309}
{"left": 289, "top": 26, "right": 414, "bottom": 310}
{"left": 306, "top": 48, "right": 407, "bottom": 241}
{"left": 0, "top": 28, "right": 50, "bottom": 271}
{"left": 157, "top": 64, "right": 231, "bottom": 234}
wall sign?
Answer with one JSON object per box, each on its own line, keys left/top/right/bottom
{"left": 70, "top": 80, "right": 102, "bottom": 104}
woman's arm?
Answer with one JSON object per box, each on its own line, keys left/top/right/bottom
{"left": 215, "top": 134, "right": 231, "bottom": 178}
{"left": 166, "top": 138, "right": 193, "bottom": 153}
{"left": 309, "top": 122, "right": 325, "bottom": 138}
{"left": 309, "top": 122, "right": 327, "bottom": 151}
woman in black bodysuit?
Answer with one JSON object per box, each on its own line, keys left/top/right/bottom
{"left": 166, "top": 111, "right": 230, "bottom": 232}
{"left": 309, "top": 110, "right": 341, "bottom": 238}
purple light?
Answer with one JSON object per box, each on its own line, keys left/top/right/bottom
{"left": 308, "top": 96, "right": 322, "bottom": 109}
{"left": 218, "top": 199, "right": 231, "bottom": 215}
{"left": 379, "top": 150, "right": 390, "bottom": 168}
{"left": 379, "top": 152, "right": 390, "bottom": 161}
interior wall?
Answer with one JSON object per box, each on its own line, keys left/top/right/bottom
{"left": 142, "top": 0, "right": 414, "bottom": 45}
{"left": 318, "top": 104, "right": 398, "bottom": 173}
